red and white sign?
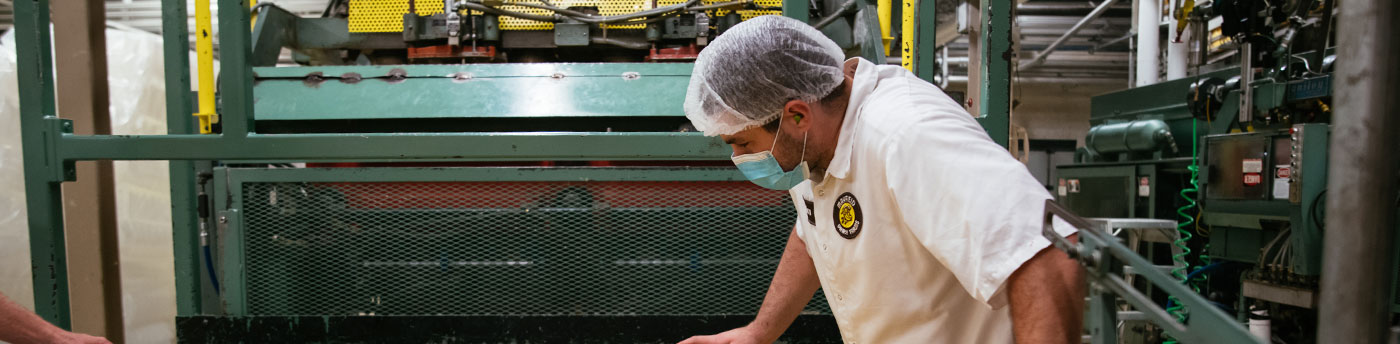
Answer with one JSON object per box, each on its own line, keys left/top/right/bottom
{"left": 1138, "top": 177, "right": 1151, "bottom": 197}
{"left": 1276, "top": 166, "right": 1291, "bottom": 179}
{"left": 1243, "top": 172, "right": 1263, "bottom": 186}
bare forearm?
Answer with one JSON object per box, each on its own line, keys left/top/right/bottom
{"left": 748, "top": 227, "right": 822, "bottom": 343}
{"left": 0, "top": 292, "right": 64, "bottom": 344}
{"left": 1008, "top": 233, "right": 1085, "bottom": 344}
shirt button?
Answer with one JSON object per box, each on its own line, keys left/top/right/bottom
{"left": 837, "top": 293, "right": 844, "bottom": 301}
{"left": 818, "top": 189, "right": 825, "bottom": 197}
{"left": 822, "top": 244, "right": 828, "bottom": 251}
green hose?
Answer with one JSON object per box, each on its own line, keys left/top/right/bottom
{"left": 1165, "top": 118, "right": 1201, "bottom": 343}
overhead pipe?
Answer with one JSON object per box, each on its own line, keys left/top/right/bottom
{"left": 1166, "top": 2, "right": 1187, "bottom": 80}
{"left": 1017, "top": 1, "right": 1132, "bottom": 15}
{"left": 1134, "top": 0, "right": 1160, "bottom": 86}
{"left": 1018, "top": 0, "right": 1120, "bottom": 71}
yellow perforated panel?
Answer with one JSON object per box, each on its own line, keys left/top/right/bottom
{"left": 349, "top": 0, "right": 779, "bottom": 32}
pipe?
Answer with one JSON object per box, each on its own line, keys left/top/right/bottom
{"left": 1134, "top": 0, "right": 1159, "bottom": 86}
{"left": 812, "top": 0, "right": 857, "bottom": 30}
{"left": 1092, "top": 33, "right": 1133, "bottom": 52}
{"left": 1018, "top": 0, "right": 1119, "bottom": 70}
{"left": 1318, "top": 0, "right": 1400, "bottom": 342}
{"left": 1017, "top": 1, "right": 1132, "bottom": 15}
{"left": 1166, "top": 3, "right": 1187, "bottom": 80}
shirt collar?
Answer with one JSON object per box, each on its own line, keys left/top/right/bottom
{"left": 824, "top": 57, "right": 879, "bottom": 181}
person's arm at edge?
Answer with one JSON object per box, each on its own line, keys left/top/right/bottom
{"left": 0, "top": 291, "right": 111, "bottom": 344}
{"left": 680, "top": 226, "right": 822, "bottom": 344}
{"left": 1007, "top": 233, "right": 1085, "bottom": 344}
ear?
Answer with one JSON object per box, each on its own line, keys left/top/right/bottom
{"left": 782, "top": 99, "right": 813, "bottom": 132}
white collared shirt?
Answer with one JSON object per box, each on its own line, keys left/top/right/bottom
{"left": 789, "top": 58, "right": 1078, "bottom": 343}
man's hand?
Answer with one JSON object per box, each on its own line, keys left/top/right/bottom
{"left": 679, "top": 227, "right": 819, "bottom": 344}
{"left": 677, "top": 326, "right": 765, "bottom": 344}
{"left": 46, "top": 330, "right": 113, "bottom": 344}
{"left": 0, "top": 292, "right": 113, "bottom": 344}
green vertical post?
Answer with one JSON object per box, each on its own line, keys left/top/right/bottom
{"left": 14, "top": 0, "right": 72, "bottom": 328}
{"left": 783, "top": 0, "right": 809, "bottom": 23}
{"left": 219, "top": 0, "right": 256, "bottom": 137}
{"left": 164, "top": 0, "right": 203, "bottom": 316}
{"left": 913, "top": 0, "right": 936, "bottom": 83}
{"left": 976, "top": 0, "right": 1012, "bottom": 148}
{"left": 855, "top": 0, "right": 888, "bottom": 64}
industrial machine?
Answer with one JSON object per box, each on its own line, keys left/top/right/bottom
{"left": 11, "top": 0, "right": 960, "bottom": 341}
{"left": 1052, "top": 0, "right": 1400, "bottom": 342}
{"left": 193, "top": 0, "right": 878, "bottom": 340}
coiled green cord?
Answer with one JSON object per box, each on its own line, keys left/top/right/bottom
{"left": 1166, "top": 118, "right": 1201, "bottom": 343}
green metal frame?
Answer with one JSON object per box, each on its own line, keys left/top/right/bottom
{"left": 252, "top": 64, "right": 697, "bottom": 121}
{"left": 1042, "top": 201, "right": 1265, "bottom": 344}
{"left": 910, "top": 0, "right": 937, "bottom": 83}
{"left": 13, "top": 0, "right": 966, "bottom": 328}
{"left": 976, "top": 0, "right": 1012, "bottom": 147}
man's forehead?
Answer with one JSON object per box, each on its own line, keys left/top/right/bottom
{"left": 721, "top": 127, "right": 771, "bottom": 143}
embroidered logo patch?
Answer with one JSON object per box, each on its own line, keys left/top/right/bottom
{"left": 832, "top": 192, "right": 863, "bottom": 239}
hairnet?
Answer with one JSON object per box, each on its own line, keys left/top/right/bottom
{"left": 683, "top": 15, "right": 846, "bottom": 136}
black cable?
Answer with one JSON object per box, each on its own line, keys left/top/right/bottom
{"left": 459, "top": 2, "right": 561, "bottom": 22}
{"left": 468, "top": 0, "right": 703, "bottom": 24}
{"left": 250, "top": 2, "right": 286, "bottom": 15}
{"left": 321, "top": 0, "right": 343, "bottom": 17}
{"left": 591, "top": 36, "right": 651, "bottom": 49}
{"left": 1310, "top": 188, "right": 1326, "bottom": 231}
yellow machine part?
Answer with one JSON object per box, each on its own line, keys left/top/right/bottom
{"left": 348, "top": 0, "right": 779, "bottom": 32}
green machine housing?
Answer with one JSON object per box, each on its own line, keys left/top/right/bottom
{"left": 1056, "top": 42, "right": 1400, "bottom": 341}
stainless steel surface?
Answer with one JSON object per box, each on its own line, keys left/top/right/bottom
{"left": 1243, "top": 279, "right": 1317, "bottom": 309}
{"left": 1319, "top": 0, "right": 1400, "bottom": 342}
{"left": 1239, "top": 42, "right": 1253, "bottom": 123}
{"left": 1089, "top": 218, "right": 1178, "bottom": 230}
{"left": 1117, "top": 310, "right": 1148, "bottom": 321}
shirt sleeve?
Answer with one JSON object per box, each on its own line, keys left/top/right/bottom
{"left": 881, "top": 90, "right": 1078, "bottom": 309}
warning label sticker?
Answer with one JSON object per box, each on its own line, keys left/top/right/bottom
{"left": 1243, "top": 159, "right": 1264, "bottom": 173}
{"left": 1243, "top": 172, "right": 1263, "bottom": 186}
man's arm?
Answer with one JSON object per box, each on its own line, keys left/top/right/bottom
{"left": 680, "top": 226, "right": 821, "bottom": 344}
{"left": 1007, "top": 233, "right": 1085, "bottom": 344}
{"left": 0, "top": 292, "right": 111, "bottom": 344}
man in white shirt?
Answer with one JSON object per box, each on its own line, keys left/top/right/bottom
{"left": 678, "top": 15, "right": 1085, "bottom": 344}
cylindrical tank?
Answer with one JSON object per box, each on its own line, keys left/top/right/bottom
{"left": 1084, "top": 119, "right": 1174, "bottom": 154}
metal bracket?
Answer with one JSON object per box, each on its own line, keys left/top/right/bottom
{"left": 44, "top": 117, "right": 78, "bottom": 182}
{"left": 1042, "top": 200, "right": 1265, "bottom": 344}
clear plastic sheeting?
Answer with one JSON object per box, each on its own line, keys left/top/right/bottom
{"left": 683, "top": 15, "right": 846, "bottom": 136}
{"left": 0, "top": 26, "right": 207, "bottom": 344}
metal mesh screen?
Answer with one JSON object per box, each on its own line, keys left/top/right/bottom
{"left": 242, "top": 180, "right": 830, "bottom": 316}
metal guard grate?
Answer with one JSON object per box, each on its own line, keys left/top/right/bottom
{"left": 242, "top": 180, "right": 831, "bottom": 316}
